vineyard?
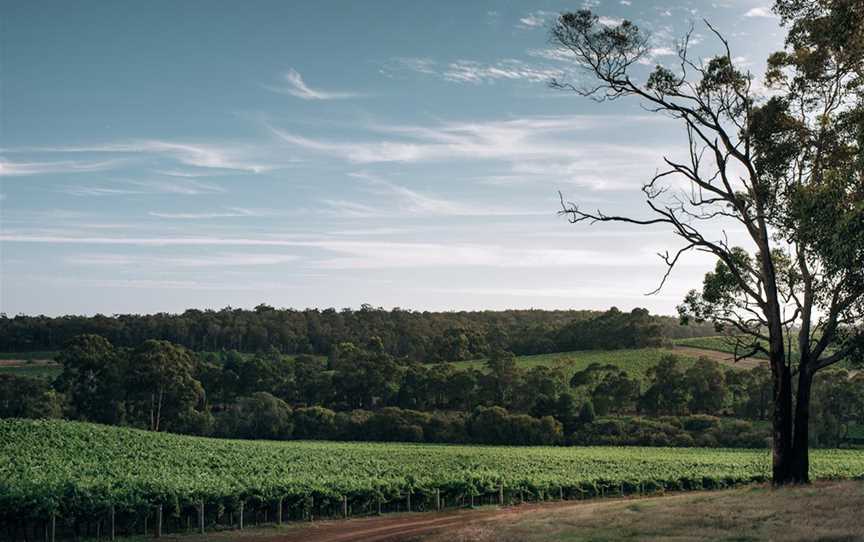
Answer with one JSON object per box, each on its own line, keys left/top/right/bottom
{"left": 3, "top": 419, "right": 864, "bottom": 540}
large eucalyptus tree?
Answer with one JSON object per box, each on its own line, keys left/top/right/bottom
{"left": 550, "top": 0, "right": 863, "bottom": 484}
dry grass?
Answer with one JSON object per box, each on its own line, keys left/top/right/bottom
{"left": 424, "top": 481, "right": 864, "bottom": 542}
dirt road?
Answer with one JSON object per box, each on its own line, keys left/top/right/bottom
{"left": 155, "top": 501, "right": 611, "bottom": 542}
{"left": 166, "top": 482, "right": 864, "bottom": 542}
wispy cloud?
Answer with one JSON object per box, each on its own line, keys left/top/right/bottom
{"left": 319, "top": 199, "right": 384, "bottom": 218}
{"left": 67, "top": 252, "right": 299, "bottom": 267}
{"left": 422, "top": 285, "right": 680, "bottom": 301}
{"left": 65, "top": 179, "right": 226, "bottom": 197}
{"left": 155, "top": 169, "right": 221, "bottom": 178}
{"left": 44, "top": 276, "right": 296, "bottom": 291}
{"left": 383, "top": 56, "right": 563, "bottom": 85}
{"left": 264, "top": 69, "right": 357, "bottom": 100}
{"left": 380, "top": 57, "right": 438, "bottom": 78}
{"left": 270, "top": 115, "right": 610, "bottom": 163}
{"left": 0, "top": 159, "right": 118, "bottom": 176}
{"left": 598, "top": 16, "right": 623, "bottom": 26}
{"left": 442, "top": 59, "right": 563, "bottom": 84}
{"left": 6, "top": 140, "right": 283, "bottom": 174}
{"left": 148, "top": 207, "right": 263, "bottom": 219}
{"left": 269, "top": 115, "right": 674, "bottom": 191}
{"left": 0, "top": 234, "right": 312, "bottom": 247}
{"left": 0, "top": 234, "right": 669, "bottom": 269}
{"left": 744, "top": 7, "right": 776, "bottom": 18}
{"left": 307, "top": 241, "right": 667, "bottom": 270}
{"left": 532, "top": 41, "right": 676, "bottom": 69}
{"left": 343, "top": 172, "right": 546, "bottom": 217}
{"left": 517, "top": 10, "right": 555, "bottom": 29}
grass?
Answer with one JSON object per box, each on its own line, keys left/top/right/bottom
{"left": 675, "top": 336, "right": 863, "bottom": 372}
{"left": 424, "top": 481, "right": 864, "bottom": 542}
{"left": 0, "top": 350, "right": 58, "bottom": 361}
{"left": 674, "top": 337, "right": 772, "bottom": 359}
{"left": 0, "top": 351, "right": 62, "bottom": 379}
{"left": 443, "top": 347, "right": 699, "bottom": 379}
{"left": 0, "top": 363, "right": 61, "bottom": 379}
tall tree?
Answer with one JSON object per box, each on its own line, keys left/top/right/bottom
{"left": 56, "top": 334, "right": 126, "bottom": 424}
{"left": 127, "top": 340, "right": 203, "bottom": 432}
{"left": 484, "top": 349, "right": 522, "bottom": 405}
{"left": 550, "top": 0, "right": 863, "bottom": 483}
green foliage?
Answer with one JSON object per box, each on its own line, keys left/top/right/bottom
{"left": 579, "top": 401, "right": 596, "bottom": 424}
{"left": 0, "top": 307, "right": 713, "bottom": 362}
{"left": 0, "top": 375, "right": 63, "bottom": 419}
{"left": 685, "top": 359, "right": 728, "bottom": 414}
{"left": 127, "top": 340, "right": 203, "bottom": 432}
{"left": 0, "top": 363, "right": 62, "bottom": 379}
{"left": 331, "top": 339, "right": 403, "bottom": 409}
{"left": 217, "top": 392, "right": 293, "bottom": 440}
{"left": 3, "top": 418, "right": 863, "bottom": 518}
{"left": 56, "top": 334, "right": 126, "bottom": 425}
{"left": 811, "top": 370, "right": 864, "bottom": 447}
{"left": 640, "top": 356, "right": 690, "bottom": 416}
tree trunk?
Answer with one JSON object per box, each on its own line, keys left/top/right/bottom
{"left": 154, "top": 387, "right": 163, "bottom": 432}
{"left": 789, "top": 369, "right": 813, "bottom": 484}
{"left": 771, "top": 360, "right": 795, "bottom": 485}
{"left": 149, "top": 392, "right": 155, "bottom": 431}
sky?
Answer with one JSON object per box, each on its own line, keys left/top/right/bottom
{"left": 0, "top": 0, "right": 787, "bottom": 316}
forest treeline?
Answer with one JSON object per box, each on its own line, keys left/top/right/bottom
{"left": 3, "top": 333, "right": 862, "bottom": 449}
{"left": 0, "top": 305, "right": 715, "bottom": 360}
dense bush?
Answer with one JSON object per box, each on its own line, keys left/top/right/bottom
{"left": 4, "top": 330, "right": 862, "bottom": 449}
{"left": 571, "top": 415, "right": 768, "bottom": 448}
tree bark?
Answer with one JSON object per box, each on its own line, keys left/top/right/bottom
{"left": 790, "top": 369, "right": 813, "bottom": 484}
{"left": 154, "top": 387, "right": 163, "bottom": 432}
{"left": 771, "top": 359, "right": 794, "bottom": 485}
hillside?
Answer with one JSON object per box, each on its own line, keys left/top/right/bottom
{"left": 442, "top": 347, "right": 701, "bottom": 377}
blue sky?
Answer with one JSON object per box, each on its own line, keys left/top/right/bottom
{"left": 1, "top": 0, "right": 786, "bottom": 316}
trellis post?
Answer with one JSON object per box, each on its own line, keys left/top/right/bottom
{"left": 435, "top": 489, "right": 441, "bottom": 511}
{"left": 406, "top": 491, "right": 411, "bottom": 512}
{"left": 342, "top": 495, "right": 348, "bottom": 518}
{"left": 499, "top": 485, "right": 504, "bottom": 505}
{"left": 276, "top": 497, "right": 282, "bottom": 525}
{"left": 110, "top": 505, "right": 115, "bottom": 541}
{"left": 239, "top": 501, "right": 244, "bottom": 530}
{"left": 50, "top": 512, "right": 56, "bottom": 542}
